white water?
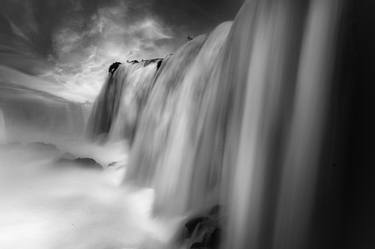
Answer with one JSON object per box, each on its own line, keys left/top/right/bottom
{"left": 108, "top": 63, "right": 157, "bottom": 142}
{"left": 0, "top": 109, "right": 6, "bottom": 144}
{"left": 87, "top": 1, "right": 341, "bottom": 248}
{"left": 0, "top": 0, "right": 343, "bottom": 248}
{"left": 123, "top": 22, "right": 234, "bottom": 216}
{"left": 88, "top": 60, "right": 162, "bottom": 144}
{"left": 99, "top": 1, "right": 341, "bottom": 249}
{"left": 0, "top": 56, "right": 177, "bottom": 249}
{"left": 220, "top": 1, "right": 340, "bottom": 248}
{"left": 0, "top": 140, "right": 180, "bottom": 249}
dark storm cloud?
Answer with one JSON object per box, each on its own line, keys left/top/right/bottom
{"left": 0, "top": 0, "right": 165, "bottom": 76}
{"left": 149, "top": 0, "right": 244, "bottom": 35}
{"left": 0, "top": 0, "right": 126, "bottom": 56}
{"left": 0, "top": 0, "right": 243, "bottom": 58}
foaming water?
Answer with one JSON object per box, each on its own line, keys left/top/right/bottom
{"left": 0, "top": 143, "right": 178, "bottom": 249}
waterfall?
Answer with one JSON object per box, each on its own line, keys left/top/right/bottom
{"left": 87, "top": 0, "right": 345, "bottom": 248}
{"left": 88, "top": 22, "right": 232, "bottom": 215}
{"left": 0, "top": 0, "right": 371, "bottom": 247}
{"left": 125, "top": 22, "right": 233, "bottom": 215}
{"left": 87, "top": 59, "right": 162, "bottom": 144}
{"left": 217, "top": 1, "right": 341, "bottom": 249}
{"left": 0, "top": 108, "right": 6, "bottom": 144}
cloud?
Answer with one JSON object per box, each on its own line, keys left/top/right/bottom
{"left": 53, "top": 0, "right": 173, "bottom": 62}
{"left": 148, "top": 0, "right": 244, "bottom": 35}
{"left": 0, "top": 0, "right": 244, "bottom": 102}
{"left": 43, "top": 0, "right": 176, "bottom": 102}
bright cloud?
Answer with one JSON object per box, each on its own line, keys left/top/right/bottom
{"left": 43, "top": 0, "right": 175, "bottom": 103}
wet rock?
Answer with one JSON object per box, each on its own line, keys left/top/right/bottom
{"left": 108, "top": 161, "right": 118, "bottom": 167}
{"left": 73, "top": 158, "right": 102, "bottom": 169}
{"left": 185, "top": 217, "right": 211, "bottom": 235}
{"left": 156, "top": 60, "right": 163, "bottom": 70}
{"left": 175, "top": 205, "right": 222, "bottom": 249}
{"left": 56, "top": 154, "right": 103, "bottom": 170}
{"left": 109, "top": 62, "right": 122, "bottom": 74}
{"left": 126, "top": 58, "right": 163, "bottom": 70}
{"left": 143, "top": 58, "right": 163, "bottom": 68}
{"left": 126, "top": 59, "right": 140, "bottom": 64}
{"left": 27, "top": 142, "right": 59, "bottom": 152}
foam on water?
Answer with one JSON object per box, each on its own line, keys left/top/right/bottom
{"left": 0, "top": 144, "right": 179, "bottom": 249}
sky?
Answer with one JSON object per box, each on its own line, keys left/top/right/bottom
{"left": 0, "top": 0, "right": 244, "bottom": 102}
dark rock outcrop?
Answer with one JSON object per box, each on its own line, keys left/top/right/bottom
{"left": 175, "top": 205, "right": 221, "bottom": 249}
{"left": 142, "top": 58, "right": 163, "bottom": 68}
{"left": 108, "top": 62, "right": 122, "bottom": 74}
{"left": 73, "top": 158, "right": 102, "bottom": 169}
{"left": 126, "top": 60, "right": 140, "bottom": 64}
{"left": 56, "top": 153, "right": 103, "bottom": 170}
{"left": 126, "top": 58, "right": 163, "bottom": 70}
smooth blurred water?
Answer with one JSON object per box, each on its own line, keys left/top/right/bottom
{"left": 0, "top": 0, "right": 346, "bottom": 248}
{"left": 124, "top": 22, "right": 233, "bottom": 216}
{"left": 88, "top": 60, "right": 161, "bottom": 144}
{"left": 0, "top": 109, "right": 6, "bottom": 143}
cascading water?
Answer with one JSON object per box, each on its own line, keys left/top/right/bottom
{"left": 0, "top": 66, "right": 171, "bottom": 249}
{"left": 125, "top": 22, "right": 233, "bottom": 215}
{"left": 88, "top": 59, "right": 163, "bottom": 144}
{"left": 216, "top": 1, "right": 340, "bottom": 249}
{"left": 0, "top": 108, "right": 6, "bottom": 144}
{"left": 87, "top": 0, "right": 345, "bottom": 248}
{"left": 3, "top": 0, "right": 372, "bottom": 248}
